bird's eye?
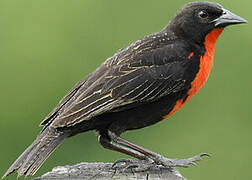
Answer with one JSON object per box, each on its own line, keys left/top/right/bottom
{"left": 198, "top": 10, "right": 209, "bottom": 19}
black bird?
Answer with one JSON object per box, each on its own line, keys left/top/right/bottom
{"left": 3, "top": 1, "right": 247, "bottom": 178}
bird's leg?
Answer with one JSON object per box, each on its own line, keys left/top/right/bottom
{"left": 98, "top": 134, "right": 155, "bottom": 171}
{"left": 108, "top": 130, "right": 210, "bottom": 168}
{"left": 98, "top": 135, "right": 147, "bottom": 160}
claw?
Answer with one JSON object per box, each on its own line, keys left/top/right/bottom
{"left": 112, "top": 158, "right": 134, "bottom": 168}
{"left": 189, "top": 153, "right": 210, "bottom": 162}
{"left": 125, "top": 164, "right": 138, "bottom": 169}
{"left": 111, "top": 158, "right": 155, "bottom": 173}
{"left": 200, "top": 153, "right": 211, "bottom": 158}
{"left": 190, "top": 161, "right": 198, "bottom": 167}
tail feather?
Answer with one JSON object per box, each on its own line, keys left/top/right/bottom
{"left": 2, "top": 127, "right": 69, "bottom": 179}
{"left": 2, "top": 140, "right": 39, "bottom": 178}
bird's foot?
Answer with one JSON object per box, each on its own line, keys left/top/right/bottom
{"left": 111, "top": 153, "right": 210, "bottom": 173}
{"left": 151, "top": 152, "right": 210, "bottom": 168}
{"left": 112, "top": 158, "right": 155, "bottom": 172}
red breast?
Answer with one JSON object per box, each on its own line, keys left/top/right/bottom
{"left": 163, "top": 28, "right": 224, "bottom": 119}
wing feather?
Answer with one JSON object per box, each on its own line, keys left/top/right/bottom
{"left": 47, "top": 42, "right": 190, "bottom": 128}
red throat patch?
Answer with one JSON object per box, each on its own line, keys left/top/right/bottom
{"left": 188, "top": 28, "right": 223, "bottom": 97}
{"left": 186, "top": 28, "right": 223, "bottom": 97}
{"left": 163, "top": 28, "right": 223, "bottom": 119}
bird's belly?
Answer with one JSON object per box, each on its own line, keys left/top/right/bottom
{"left": 94, "top": 90, "right": 188, "bottom": 133}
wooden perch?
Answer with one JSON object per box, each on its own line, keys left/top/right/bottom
{"left": 33, "top": 162, "right": 186, "bottom": 180}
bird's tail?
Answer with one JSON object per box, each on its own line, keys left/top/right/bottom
{"left": 2, "top": 127, "right": 69, "bottom": 179}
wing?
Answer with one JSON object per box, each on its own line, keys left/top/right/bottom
{"left": 49, "top": 41, "right": 191, "bottom": 128}
{"left": 40, "top": 79, "right": 85, "bottom": 126}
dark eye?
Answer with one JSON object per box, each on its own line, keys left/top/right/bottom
{"left": 198, "top": 10, "right": 209, "bottom": 19}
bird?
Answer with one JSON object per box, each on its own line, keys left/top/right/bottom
{"left": 3, "top": 1, "right": 247, "bottom": 179}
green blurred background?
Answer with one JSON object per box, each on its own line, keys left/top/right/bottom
{"left": 0, "top": 0, "right": 251, "bottom": 179}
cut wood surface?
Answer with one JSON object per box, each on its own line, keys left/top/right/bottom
{"left": 33, "top": 162, "right": 186, "bottom": 180}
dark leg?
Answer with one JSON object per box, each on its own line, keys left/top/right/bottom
{"left": 98, "top": 134, "right": 156, "bottom": 171}
{"left": 107, "top": 130, "right": 209, "bottom": 168}
{"left": 98, "top": 134, "right": 147, "bottom": 160}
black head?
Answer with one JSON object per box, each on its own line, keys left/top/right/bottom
{"left": 167, "top": 1, "right": 247, "bottom": 44}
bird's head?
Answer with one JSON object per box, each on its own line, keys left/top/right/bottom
{"left": 168, "top": 1, "right": 247, "bottom": 44}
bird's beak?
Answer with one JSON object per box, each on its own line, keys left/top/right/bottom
{"left": 214, "top": 8, "right": 248, "bottom": 27}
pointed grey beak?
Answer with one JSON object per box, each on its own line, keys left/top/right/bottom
{"left": 214, "top": 8, "right": 248, "bottom": 27}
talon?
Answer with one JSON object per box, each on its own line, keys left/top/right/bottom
{"left": 111, "top": 158, "right": 155, "bottom": 173}
{"left": 125, "top": 164, "right": 138, "bottom": 169}
{"left": 112, "top": 158, "right": 133, "bottom": 168}
{"left": 191, "top": 153, "right": 211, "bottom": 161}
{"left": 200, "top": 153, "right": 211, "bottom": 158}
{"left": 190, "top": 162, "right": 197, "bottom": 167}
